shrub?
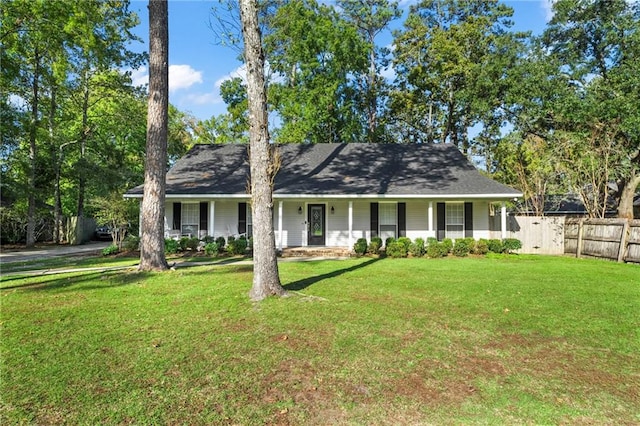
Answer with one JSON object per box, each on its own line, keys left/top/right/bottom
{"left": 204, "top": 242, "right": 219, "bottom": 256}
{"left": 427, "top": 237, "right": 438, "bottom": 246}
{"left": 441, "top": 238, "right": 453, "bottom": 254}
{"left": 473, "top": 239, "right": 489, "bottom": 255}
{"left": 426, "top": 242, "right": 448, "bottom": 258}
{"left": 368, "top": 237, "right": 383, "bottom": 255}
{"left": 201, "top": 235, "right": 216, "bottom": 244}
{"left": 397, "top": 237, "right": 412, "bottom": 252}
{"left": 165, "top": 239, "right": 179, "bottom": 254}
{"left": 409, "top": 237, "right": 426, "bottom": 257}
{"left": 487, "top": 239, "right": 504, "bottom": 253}
{"left": 353, "top": 238, "right": 368, "bottom": 256}
{"left": 121, "top": 235, "right": 140, "bottom": 252}
{"left": 385, "top": 237, "right": 395, "bottom": 248}
{"left": 227, "top": 236, "right": 248, "bottom": 255}
{"left": 102, "top": 244, "right": 119, "bottom": 256}
{"left": 215, "top": 236, "right": 226, "bottom": 253}
{"left": 452, "top": 238, "right": 473, "bottom": 257}
{"left": 386, "top": 241, "right": 408, "bottom": 258}
{"left": 502, "top": 238, "right": 522, "bottom": 254}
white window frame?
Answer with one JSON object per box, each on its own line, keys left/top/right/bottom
{"left": 181, "top": 203, "right": 199, "bottom": 236}
{"left": 379, "top": 202, "right": 397, "bottom": 240}
{"left": 445, "top": 202, "right": 464, "bottom": 239}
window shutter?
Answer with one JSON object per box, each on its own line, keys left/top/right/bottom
{"left": 173, "top": 203, "right": 181, "bottom": 230}
{"left": 370, "top": 202, "right": 379, "bottom": 238}
{"left": 398, "top": 202, "right": 406, "bottom": 237}
{"left": 200, "top": 202, "right": 208, "bottom": 234}
{"left": 238, "top": 202, "right": 247, "bottom": 235}
{"left": 464, "top": 202, "right": 473, "bottom": 238}
{"left": 437, "top": 202, "right": 445, "bottom": 241}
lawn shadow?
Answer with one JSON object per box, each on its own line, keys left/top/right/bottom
{"left": 1, "top": 270, "right": 151, "bottom": 292}
{"left": 284, "top": 257, "right": 382, "bottom": 291}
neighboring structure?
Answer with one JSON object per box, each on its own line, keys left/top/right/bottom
{"left": 125, "top": 143, "right": 522, "bottom": 249}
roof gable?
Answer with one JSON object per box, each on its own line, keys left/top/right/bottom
{"left": 126, "top": 143, "right": 521, "bottom": 198}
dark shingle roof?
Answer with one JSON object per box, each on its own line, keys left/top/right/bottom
{"left": 126, "top": 143, "right": 521, "bottom": 198}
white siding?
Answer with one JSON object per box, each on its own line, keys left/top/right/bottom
{"left": 327, "top": 201, "right": 349, "bottom": 246}
{"left": 214, "top": 201, "right": 238, "bottom": 237}
{"left": 406, "top": 200, "right": 430, "bottom": 240}
{"left": 351, "top": 201, "right": 371, "bottom": 241}
{"left": 473, "top": 201, "right": 490, "bottom": 240}
{"left": 275, "top": 202, "right": 306, "bottom": 247}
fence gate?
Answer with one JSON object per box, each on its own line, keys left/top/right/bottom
{"left": 507, "top": 216, "right": 565, "bottom": 255}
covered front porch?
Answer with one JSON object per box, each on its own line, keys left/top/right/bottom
{"left": 164, "top": 197, "right": 511, "bottom": 249}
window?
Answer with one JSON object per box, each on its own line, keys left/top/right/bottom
{"left": 181, "top": 203, "right": 199, "bottom": 236}
{"left": 246, "top": 204, "right": 253, "bottom": 238}
{"left": 446, "top": 203, "right": 464, "bottom": 239}
{"left": 379, "top": 203, "right": 397, "bottom": 240}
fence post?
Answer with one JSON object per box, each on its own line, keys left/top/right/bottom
{"left": 576, "top": 219, "right": 584, "bottom": 258}
{"left": 617, "top": 219, "right": 630, "bottom": 263}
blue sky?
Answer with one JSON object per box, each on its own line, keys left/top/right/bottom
{"left": 128, "top": 0, "right": 553, "bottom": 121}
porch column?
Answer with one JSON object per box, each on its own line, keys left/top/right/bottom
{"left": 501, "top": 201, "right": 507, "bottom": 239}
{"left": 348, "top": 201, "right": 353, "bottom": 248}
{"left": 278, "top": 200, "right": 283, "bottom": 251}
{"left": 428, "top": 201, "right": 434, "bottom": 234}
{"left": 209, "top": 201, "right": 215, "bottom": 237}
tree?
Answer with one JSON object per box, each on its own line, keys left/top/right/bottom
{"left": 338, "top": 0, "right": 401, "bottom": 143}
{"left": 264, "top": 0, "right": 368, "bottom": 144}
{"left": 92, "top": 192, "right": 139, "bottom": 249}
{"left": 139, "top": 0, "right": 169, "bottom": 271}
{"left": 513, "top": 0, "right": 640, "bottom": 218}
{"left": 391, "top": 0, "right": 526, "bottom": 153}
{"left": 239, "top": 0, "right": 286, "bottom": 301}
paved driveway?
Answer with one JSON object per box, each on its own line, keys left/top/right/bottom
{"left": 0, "top": 241, "right": 112, "bottom": 264}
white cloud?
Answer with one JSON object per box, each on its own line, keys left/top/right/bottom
{"left": 541, "top": 0, "right": 555, "bottom": 22}
{"left": 130, "top": 66, "right": 148, "bottom": 87}
{"left": 183, "top": 92, "right": 223, "bottom": 106}
{"left": 169, "top": 64, "right": 203, "bottom": 92}
{"left": 214, "top": 65, "right": 248, "bottom": 88}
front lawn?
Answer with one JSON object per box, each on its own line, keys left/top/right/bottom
{"left": 1, "top": 256, "right": 638, "bottom": 424}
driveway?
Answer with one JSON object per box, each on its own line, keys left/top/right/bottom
{"left": 0, "top": 241, "right": 112, "bottom": 264}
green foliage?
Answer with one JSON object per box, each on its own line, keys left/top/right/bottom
{"left": 473, "top": 239, "right": 490, "bottom": 255}
{"left": 226, "top": 236, "right": 248, "bottom": 256}
{"left": 441, "top": 238, "right": 453, "bottom": 254}
{"left": 409, "top": 237, "right": 426, "bottom": 257}
{"left": 121, "top": 235, "right": 140, "bottom": 252}
{"left": 385, "top": 240, "right": 408, "bottom": 258}
{"left": 368, "top": 237, "right": 383, "bottom": 254}
{"left": 427, "top": 237, "right": 438, "bottom": 246}
{"left": 164, "top": 239, "right": 179, "bottom": 255}
{"left": 487, "top": 239, "right": 504, "bottom": 254}
{"left": 353, "top": 238, "right": 368, "bottom": 256}
{"left": 201, "top": 235, "right": 216, "bottom": 244}
{"left": 396, "top": 237, "right": 412, "bottom": 252}
{"left": 452, "top": 238, "right": 473, "bottom": 257}
{"left": 215, "top": 237, "right": 226, "bottom": 252}
{"left": 426, "top": 242, "right": 449, "bottom": 258}
{"left": 502, "top": 238, "right": 522, "bottom": 254}
{"left": 90, "top": 193, "right": 139, "bottom": 249}
{"left": 101, "top": 245, "right": 119, "bottom": 256}
{"left": 204, "top": 242, "right": 219, "bottom": 257}
{"left": 385, "top": 237, "right": 395, "bottom": 248}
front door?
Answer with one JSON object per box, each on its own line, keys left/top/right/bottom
{"left": 307, "top": 204, "right": 326, "bottom": 246}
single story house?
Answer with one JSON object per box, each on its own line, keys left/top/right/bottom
{"left": 125, "top": 143, "right": 522, "bottom": 249}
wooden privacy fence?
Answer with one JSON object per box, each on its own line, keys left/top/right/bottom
{"left": 506, "top": 216, "right": 565, "bottom": 255}
{"left": 565, "top": 218, "right": 640, "bottom": 263}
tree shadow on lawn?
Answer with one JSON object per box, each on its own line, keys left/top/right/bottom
{"left": 284, "top": 257, "right": 382, "bottom": 291}
{"left": 0, "top": 270, "right": 151, "bottom": 292}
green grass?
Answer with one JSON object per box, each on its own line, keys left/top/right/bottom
{"left": 1, "top": 255, "right": 639, "bottom": 424}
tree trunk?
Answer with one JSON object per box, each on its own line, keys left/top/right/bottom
{"left": 77, "top": 80, "right": 90, "bottom": 218}
{"left": 26, "top": 49, "right": 40, "bottom": 248}
{"left": 239, "top": 0, "right": 286, "bottom": 301}
{"left": 139, "top": 0, "right": 169, "bottom": 271}
{"left": 617, "top": 173, "right": 640, "bottom": 219}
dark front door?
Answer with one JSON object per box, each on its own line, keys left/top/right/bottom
{"left": 307, "top": 204, "right": 326, "bottom": 246}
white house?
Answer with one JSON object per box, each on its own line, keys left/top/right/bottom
{"left": 125, "top": 143, "right": 522, "bottom": 249}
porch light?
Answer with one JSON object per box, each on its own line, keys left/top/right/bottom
{"left": 331, "top": 206, "right": 335, "bottom": 214}
{"left": 298, "top": 206, "right": 303, "bottom": 214}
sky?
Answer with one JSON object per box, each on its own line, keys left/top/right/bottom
{"left": 127, "top": 0, "right": 554, "bottom": 121}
